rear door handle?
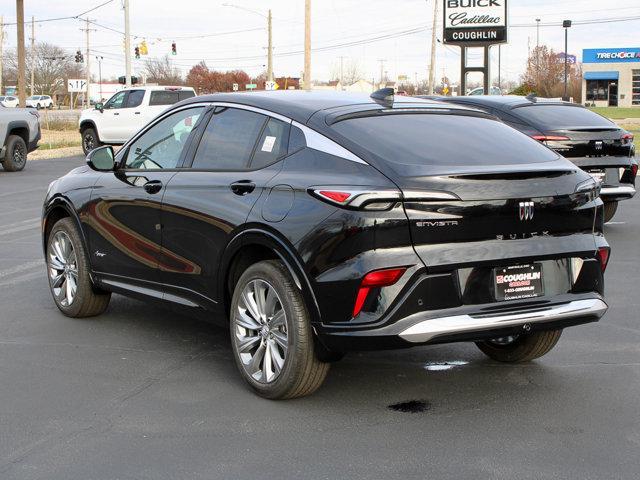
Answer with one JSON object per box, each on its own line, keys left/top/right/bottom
{"left": 230, "top": 180, "right": 256, "bottom": 196}
{"left": 143, "top": 180, "right": 163, "bottom": 194}
{"left": 134, "top": 111, "right": 141, "bottom": 115}
{"left": 113, "top": 112, "right": 119, "bottom": 116}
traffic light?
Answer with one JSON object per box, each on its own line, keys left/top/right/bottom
{"left": 134, "top": 46, "right": 140, "bottom": 59}
{"left": 140, "top": 40, "right": 148, "bottom": 55}
{"left": 75, "top": 50, "right": 84, "bottom": 63}
{"left": 171, "top": 42, "right": 177, "bottom": 55}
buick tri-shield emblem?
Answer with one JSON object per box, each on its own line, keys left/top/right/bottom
{"left": 519, "top": 201, "right": 534, "bottom": 221}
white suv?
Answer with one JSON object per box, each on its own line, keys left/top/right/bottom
{"left": 0, "top": 96, "right": 19, "bottom": 108}
{"left": 25, "top": 95, "right": 54, "bottom": 109}
{"left": 79, "top": 86, "right": 196, "bottom": 154}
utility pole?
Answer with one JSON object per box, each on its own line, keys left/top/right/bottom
{"left": 304, "top": 0, "right": 311, "bottom": 90}
{"left": 80, "top": 18, "right": 96, "bottom": 108}
{"left": 124, "top": 0, "right": 132, "bottom": 87}
{"left": 427, "top": 0, "right": 438, "bottom": 95}
{"left": 338, "top": 55, "right": 347, "bottom": 86}
{"left": 563, "top": 20, "right": 572, "bottom": 100}
{"left": 29, "top": 16, "right": 34, "bottom": 96}
{"left": 497, "top": 44, "right": 501, "bottom": 92}
{"left": 267, "top": 9, "right": 273, "bottom": 82}
{"left": 0, "top": 16, "right": 4, "bottom": 95}
{"left": 16, "top": 0, "right": 26, "bottom": 107}
{"left": 535, "top": 18, "right": 541, "bottom": 84}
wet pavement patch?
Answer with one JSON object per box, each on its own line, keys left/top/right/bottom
{"left": 424, "top": 360, "right": 469, "bottom": 371}
{"left": 387, "top": 400, "right": 431, "bottom": 413}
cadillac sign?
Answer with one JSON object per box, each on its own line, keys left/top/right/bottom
{"left": 443, "top": 0, "right": 508, "bottom": 45}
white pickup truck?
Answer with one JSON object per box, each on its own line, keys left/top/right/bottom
{"left": 79, "top": 86, "right": 196, "bottom": 154}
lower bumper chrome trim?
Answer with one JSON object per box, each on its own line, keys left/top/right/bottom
{"left": 399, "top": 298, "right": 608, "bottom": 343}
{"left": 600, "top": 185, "right": 636, "bottom": 197}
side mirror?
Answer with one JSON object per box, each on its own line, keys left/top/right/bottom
{"left": 95, "top": 102, "right": 104, "bottom": 112}
{"left": 86, "top": 145, "right": 115, "bottom": 171}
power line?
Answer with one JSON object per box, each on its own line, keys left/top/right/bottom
{"left": 2, "top": 0, "right": 115, "bottom": 26}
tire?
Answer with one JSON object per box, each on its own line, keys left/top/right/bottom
{"left": 603, "top": 201, "right": 618, "bottom": 223}
{"left": 230, "top": 260, "right": 329, "bottom": 399}
{"left": 475, "top": 329, "right": 562, "bottom": 363}
{"left": 81, "top": 127, "right": 101, "bottom": 155}
{"left": 2, "top": 134, "right": 28, "bottom": 172}
{"left": 46, "top": 218, "right": 111, "bottom": 318}
{"left": 36, "top": 103, "right": 41, "bottom": 110}
{"left": 48, "top": 103, "right": 53, "bottom": 110}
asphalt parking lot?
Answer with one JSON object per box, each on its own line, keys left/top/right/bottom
{"left": 1, "top": 155, "right": 639, "bottom": 480}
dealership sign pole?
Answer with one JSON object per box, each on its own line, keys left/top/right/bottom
{"left": 442, "top": 0, "right": 508, "bottom": 95}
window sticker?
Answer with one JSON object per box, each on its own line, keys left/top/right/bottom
{"left": 261, "top": 136, "right": 277, "bottom": 152}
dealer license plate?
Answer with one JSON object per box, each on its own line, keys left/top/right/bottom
{"left": 494, "top": 264, "right": 544, "bottom": 301}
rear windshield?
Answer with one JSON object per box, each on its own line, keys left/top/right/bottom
{"left": 330, "top": 114, "right": 559, "bottom": 167}
{"left": 512, "top": 105, "right": 615, "bottom": 129}
{"left": 149, "top": 90, "right": 195, "bottom": 106}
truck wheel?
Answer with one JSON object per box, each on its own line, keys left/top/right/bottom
{"left": 603, "top": 201, "right": 618, "bottom": 223}
{"left": 475, "top": 329, "right": 562, "bottom": 362}
{"left": 230, "top": 260, "right": 330, "bottom": 399}
{"left": 81, "top": 128, "right": 101, "bottom": 155}
{"left": 47, "top": 218, "right": 111, "bottom": 317}
{"left": 48, "top": 103, "right": 53, "bottom": 110}
{"left": 2, "top": 135, "right": 27, "bottom": 172}
{"left": 36, "top": 103, "right": 41, "bottom": 109}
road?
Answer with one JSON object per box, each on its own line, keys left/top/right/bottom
{"left": 1, "top": 155, "right": 639, "bottom": 480}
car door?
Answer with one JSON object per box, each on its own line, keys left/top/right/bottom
{"left": 160, "top": 106, "right": 291, "bottom": 308}
{"left": 87, "top": 106, "right": 206, "bottom": 292}
{"left": 99, "top": 91, "right": 128, "bottom": 142}
{"left": 116, "top": 89, "right": 146, "bottom": 142}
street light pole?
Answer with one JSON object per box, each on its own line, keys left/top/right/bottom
{"left": 427, "top": 0, "right": 438, "bottom": 95}
{"left": 267, "top": 9, "right": 273, "bottom": 82}
{"left": 124, "top": 0, "right": 131, "bottom": 88}
{"left": 563, "top": 20, "right": 571, "bottom": 100}
{"left": 96, "top": 55, "right": 103, "bottom": 102}
{"left": 304, "top": 0, "right": 311, "bottom": 90}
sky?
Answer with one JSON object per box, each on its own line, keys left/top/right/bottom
{"left": 0, "top": 0, "right": 639, "bottom": 86}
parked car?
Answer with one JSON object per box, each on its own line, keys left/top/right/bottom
{"left": 468, "top": 86, "right": 502, "bottom": 95}
{"left": 79, "top": 86, "right": 196, "bottom": 154}
{"left": 0, "top": 104, "right": 41, "bottom": 171}
{"left": 0, "top": 96, "right": 19, "bottom": 108}
{"left": 25, "top": 95, "right": 54, "bottom": 109}
{"left": 43, "top": 90, "right": 609, "bottom": 399}
{"left": 427, "top": 95, "right": 637, "bottom": 222}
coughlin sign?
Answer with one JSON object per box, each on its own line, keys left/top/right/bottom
{"left": 443, "top": 0, "right": 508, "bottom": 45}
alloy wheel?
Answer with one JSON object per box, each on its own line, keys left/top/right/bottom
{"left": 48, "top": 231, "right": 78, "bottom": 307}
{"left": 13, "top": 142, "right": 26, "bottom": 168}
{"left": 233, "top": 279, "right": 288, "bottom": 384}
{"left": 83, "top": 133, "right": 95, "bottom": 152}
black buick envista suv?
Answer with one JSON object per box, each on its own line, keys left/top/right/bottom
{"left": 43, "top": 90, "right": 610, "bottom": 398}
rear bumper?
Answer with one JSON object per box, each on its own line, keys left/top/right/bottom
{"left": 318, "top": 293, "right": 607, "bottom": 351}
{"left": 600, "top": 184, "right": 636, "bottom": 201}
{"left": 398, "top": 298, "right": 607, "bottom": 343}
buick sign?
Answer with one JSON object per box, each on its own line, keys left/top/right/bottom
{"left": 443, "top": 0, "right": 508, "bottom": 45}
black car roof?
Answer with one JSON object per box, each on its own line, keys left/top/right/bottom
{"left": 180, "top": 90, "right": 479, "bottom": 124}
{"left": 424, "top": 95, "right": 577, "bottom": 111}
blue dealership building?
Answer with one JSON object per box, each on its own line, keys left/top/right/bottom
{"left": 581, "top": 47, "right": 640, "bottom": 108}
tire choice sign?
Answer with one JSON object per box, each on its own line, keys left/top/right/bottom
{"left": 443, "top": 0, "right": 508, "bottom": 45}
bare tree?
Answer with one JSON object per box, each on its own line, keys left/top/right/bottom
{"left": 4, "top": 42, "right": 75, "bottom": 95}
{"left": 330, "top": 58, "right": 364, "bottom": 86}
{"left": 143, "top": 55, "right": 183, "bottom": 85}
{"left": 521, "top": 45, "right": 582, "bottom": 99}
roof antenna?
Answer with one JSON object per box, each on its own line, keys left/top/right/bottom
{"left": 370, "top": 87, "right": 395, "bottom": 107}
{"left": 525, "top": 93, "right": 538, "bottom": 102}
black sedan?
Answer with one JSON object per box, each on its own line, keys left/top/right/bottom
{"left": 42, "top": 90, "right": 609, "bottom": 398}
{"left": 424, "top": 95, "right": 637, "bottom": 222}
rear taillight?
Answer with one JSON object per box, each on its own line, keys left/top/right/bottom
{"left": 622, "top": 133, "right": 634, "bottom": 144}
{"left": 353, "top": 267, "right": 407, "bottom": 317}
{"left": 309, "top": 187, "right": 459, "bottom": 211}
{"left": 632, "top": 164, "right": 638, "bottom": 179}
{"left": 531, "top": 135, "right": 570, "bottom": 142}
{"left": 597, "top": 247, "right": 610, "bottom": 273}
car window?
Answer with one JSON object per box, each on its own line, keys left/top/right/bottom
{"left": 250, "top": 117, "right": 290, "bottom": 169}
{"left": 125, "top": 90, "right": 145, "bottom": 108}
{"left": 124, "top": 107, "right": 205, "bottom": 170}
{"left": 179, "top": 91, "right": 195, "bottom": 101}
{"left": 149, "top": 90, "right": 178, "bottom": 106}
{"left": 330, "top": 113, "right": 559, "bottom": 169}
{"left": 191, "top": 108, "right": 267, "bottom": 170}
{"left": 104, "top": 91, "right": 127, "bottom": 109}
{"left": 0, "top": 97, "right": 5, "bottom": 101}
{"left": 512, "top": 105, "right": 615, "bottom": 129}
